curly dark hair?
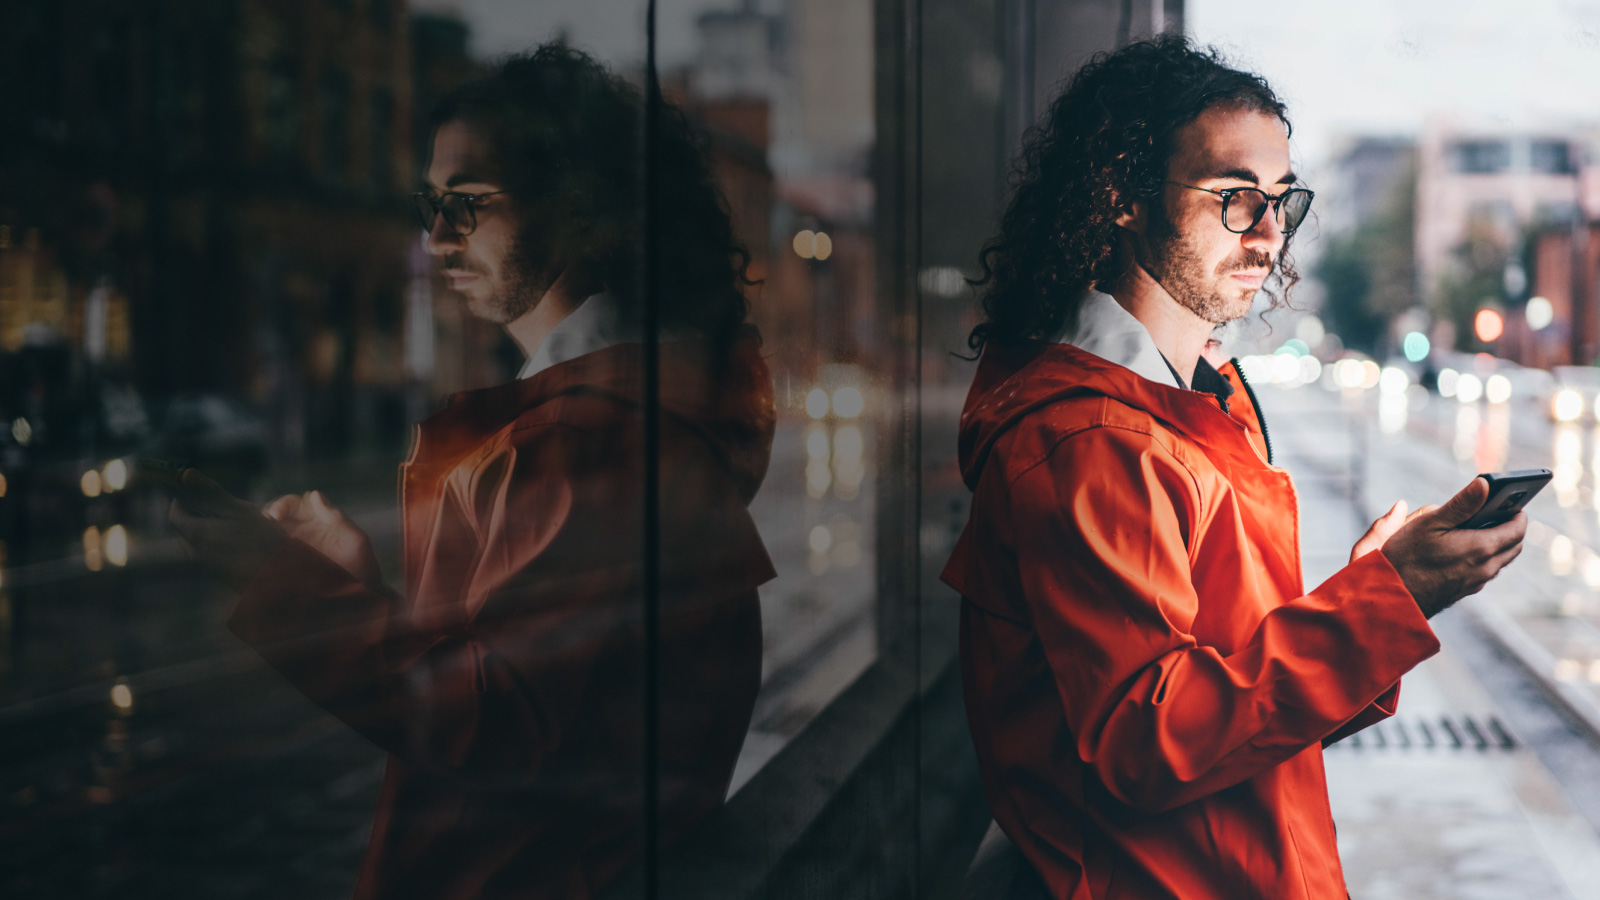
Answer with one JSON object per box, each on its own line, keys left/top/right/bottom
{"left": 968, "top": 35, "right": 1300, "bottom": 353}
{"left": 426, "top": 43, "right": 754, "bottom": 354}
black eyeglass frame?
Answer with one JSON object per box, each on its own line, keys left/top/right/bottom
{"left": 412, "top": 190, "right": 512, "bottom": 236}
{"left": 1164, "top": 181, "right": 1315, "bottom": 235}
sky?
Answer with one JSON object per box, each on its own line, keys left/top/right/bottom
{"left": 414, "top": 0, "right": 1600, "bottom": 179}
{"left": 411, "top": 0, "right": 742, "bottom": 71}
{"left": 1189, "top": 0, "right": 1600, "bottom": 174}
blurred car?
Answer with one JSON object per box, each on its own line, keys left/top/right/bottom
{"left": 1547, "top": 365, "right": 1600, "bottom": 422}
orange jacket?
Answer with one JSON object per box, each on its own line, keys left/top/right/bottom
{"left": 942, "top": 340, "right": 1439, "bottom": 899}
{"left": 231, "top": 338, "right": 776, "bottom": 899}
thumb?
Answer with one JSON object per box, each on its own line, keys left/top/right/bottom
{"left": 308, "top": 490, "right": 335, "bottom": 517}
{"left": 1431, "top": 477, "right": 1489, "bottom": 528}
{"left": 262, "top": 494, "right": 302, "bottom": 521}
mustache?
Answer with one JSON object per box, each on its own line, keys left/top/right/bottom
{"left": 441, "top": 254, "right": 479, "bottom": 272}
{"left": 1223, "top": 249, "right": 1275, "bottom": 274}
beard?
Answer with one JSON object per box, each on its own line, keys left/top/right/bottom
{"left": 1142, "top": 212, "right": 1274, "bottom": 326}
{"left": 452, "top": 226, "right": 552, "bottom": 325}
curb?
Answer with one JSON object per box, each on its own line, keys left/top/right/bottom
{"left": 1465, "top": 600, "right": 1600, "bottom": 746}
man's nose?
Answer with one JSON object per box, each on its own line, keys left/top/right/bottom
{"left": 424, "top": 213, "right": 465, "bottom": 256}
{"left": 1241, "top": 204, "right": 1287, "bottom": 252}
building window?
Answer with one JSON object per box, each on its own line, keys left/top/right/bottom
{"left": 1530, "top": 139, "right": 1576, "bottom": 175}
{"left": 265, "top": 54, "right": 300, "bottom": 160}
{"left": 320, "top": 68, "right": 351, "bottom": 181}
{"left": 1452, "top": 140, "right": 1511, "bottom": 174}
{"left": 370, "top": 88, "right": 394, "bottom": 190}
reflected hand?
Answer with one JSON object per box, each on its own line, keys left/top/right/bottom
{"left": 168, "top": 468, "right": 288, "bottom": 592}
{"left": 1379, "top": 478, "right": 1527, "bottom": 618}
{"left": 263, "top": 490, "right": 382, "bottom": 586}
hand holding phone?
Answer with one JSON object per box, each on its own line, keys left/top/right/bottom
{"left": 1379, "top": 476, "right": 1529, "bottom": 618}
{"left": 1456, "top": 469, "right": 1551, "bottom": 530}
{"left": 135, "top": 457, "right": 196, "bottom": 493}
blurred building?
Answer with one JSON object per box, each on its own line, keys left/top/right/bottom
{"left": 0, "top": 0, "right": 504, "bottom": 475}
{"left": 1416, "top": 117, "right": 1588, "bottom": 309}
{"left": 1322, "top": 136, "right": 1415, "bottom": 238}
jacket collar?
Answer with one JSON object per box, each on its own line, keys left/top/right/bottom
{"left": 1056, "top": 290, "right": 1183, "bottom": 390}
{"left": 517, "top": 292, "right": 629, "bottom": 381}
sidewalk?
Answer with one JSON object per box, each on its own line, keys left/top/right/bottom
{"left": 1265, "top": 383, "right": 1600, "bottom": 900}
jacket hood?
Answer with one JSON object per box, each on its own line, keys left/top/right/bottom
{"left": 957, "top": 340, "right": 1262, "bottom": 492}
{"left": 414, "top": 332, "right": 776, "bottom": 504}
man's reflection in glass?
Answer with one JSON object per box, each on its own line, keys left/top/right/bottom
{"left": 169, "top": 44, "right": 775, "bottom": 899}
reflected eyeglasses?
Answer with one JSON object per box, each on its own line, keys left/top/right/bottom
{"left": 412, "top": 190, "right": 511, "bottom": 236}
{"left": 1165, "top": 182, "right": 1315, "bottom": 235}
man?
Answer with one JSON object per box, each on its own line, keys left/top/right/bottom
{"left": 943, "top": 36, "right": 1526, "bottom": 899}
{"left": 171, "top": 46, "right": 776, "bottom": 899}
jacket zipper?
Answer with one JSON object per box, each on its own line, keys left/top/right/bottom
{"left": 1230, "top": 357, "right": 1274, "bottom": 466}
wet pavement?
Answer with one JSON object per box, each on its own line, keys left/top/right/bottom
{"left": 1264, "top": 377, "right": 1600, "bottom": 899}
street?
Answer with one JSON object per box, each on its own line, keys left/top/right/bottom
{"left": 8, "top": 375, "right": 1600, "bottom": 897}
{"left": 1262, "top": 373, "right": 1600, "bottom": 899}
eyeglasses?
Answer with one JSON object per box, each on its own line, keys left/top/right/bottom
{"left": 1165, "top": 182, "right": 1314, "bottom": 235}
{"left": 412, "top": 190, "right": 511, "bottom": 236}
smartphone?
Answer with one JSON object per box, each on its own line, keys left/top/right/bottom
{"left": 135, "top": 457, "right": 194, "bottom": 492}
{"left": 1457, "top": 469, "right": 1552, "bottom": 530}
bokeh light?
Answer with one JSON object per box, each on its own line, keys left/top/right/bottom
{"left": 1474, "top": 308, "right": 1504, "bottom": 343}
{"left": 1526, "top": 296, "right": 1554, "bottom": 331}
{"left": 1402, "top": 331, "right": 1430, "bottom": 362}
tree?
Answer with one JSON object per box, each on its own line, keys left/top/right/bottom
{"left": 1316, "top": 164, "right": 1417, "bottom": 356}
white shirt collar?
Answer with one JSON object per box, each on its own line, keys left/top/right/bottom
{"left": 1056, "top": 290, "right": 1182, "bottom": 389}
{"left": 517, "top": 292, "right": 631, "bottom": 380}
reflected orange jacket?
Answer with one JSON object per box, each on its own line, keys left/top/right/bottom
{"left": 231, "top": 338, "right": 776, "bottom": 900}
{"left": 941, "top": 341, "right": 1439, "bottom": 899}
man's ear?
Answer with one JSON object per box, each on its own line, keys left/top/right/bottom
{"left": 1113, "top": 196, "right": 1147, "bottom": 235}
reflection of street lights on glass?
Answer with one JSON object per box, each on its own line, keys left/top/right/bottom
{"left": 832, "top": 386, "right": 863, "bottom": 418}
{"left": 106, "top": 525, "right": 128, "bottom": 567}
{"left": 805, "top": 388, "right": 830, "bottom": 419}
{"left": 793, "top": 229, "right": 817, "bottom": 259}
{"left": 813, "top": 232, "right": 833, "bottom": 261}
{"left": 1526, "top": 296, "right": 1554, "bottom": 331}
{"left": 793, "top": 230, "right": 833, "bottom": 261}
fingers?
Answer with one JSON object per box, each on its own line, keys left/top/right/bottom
{"left": 169, "top": 497, "right": 198, "bottom": 542}
{"left": 1481, "top": 511, "right": 1529, "bottom": 556}
{"left": 1406, "top": 504, "right": 1438, "bottom": 523}
{"left": 1431, "top": 477, "right": 1490, "bottom": 528}
{"left": 1351, "top": 501, "right": 1410, "bottom": 563}
{"left": 1487, "top": 538, "right": 1524, "bottom": 572}
{"left": 262, "top": 494, "right": 303, "bottom": 521}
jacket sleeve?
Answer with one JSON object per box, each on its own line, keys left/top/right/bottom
{"left": 227, "top": 422, "right": 772, "bottom": 789}
{"left": 1321, "top": 683, "right": 1402, "bottom": 747}
{"left": 1008, "top": 425, "right": 1438, "bottom": 813}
